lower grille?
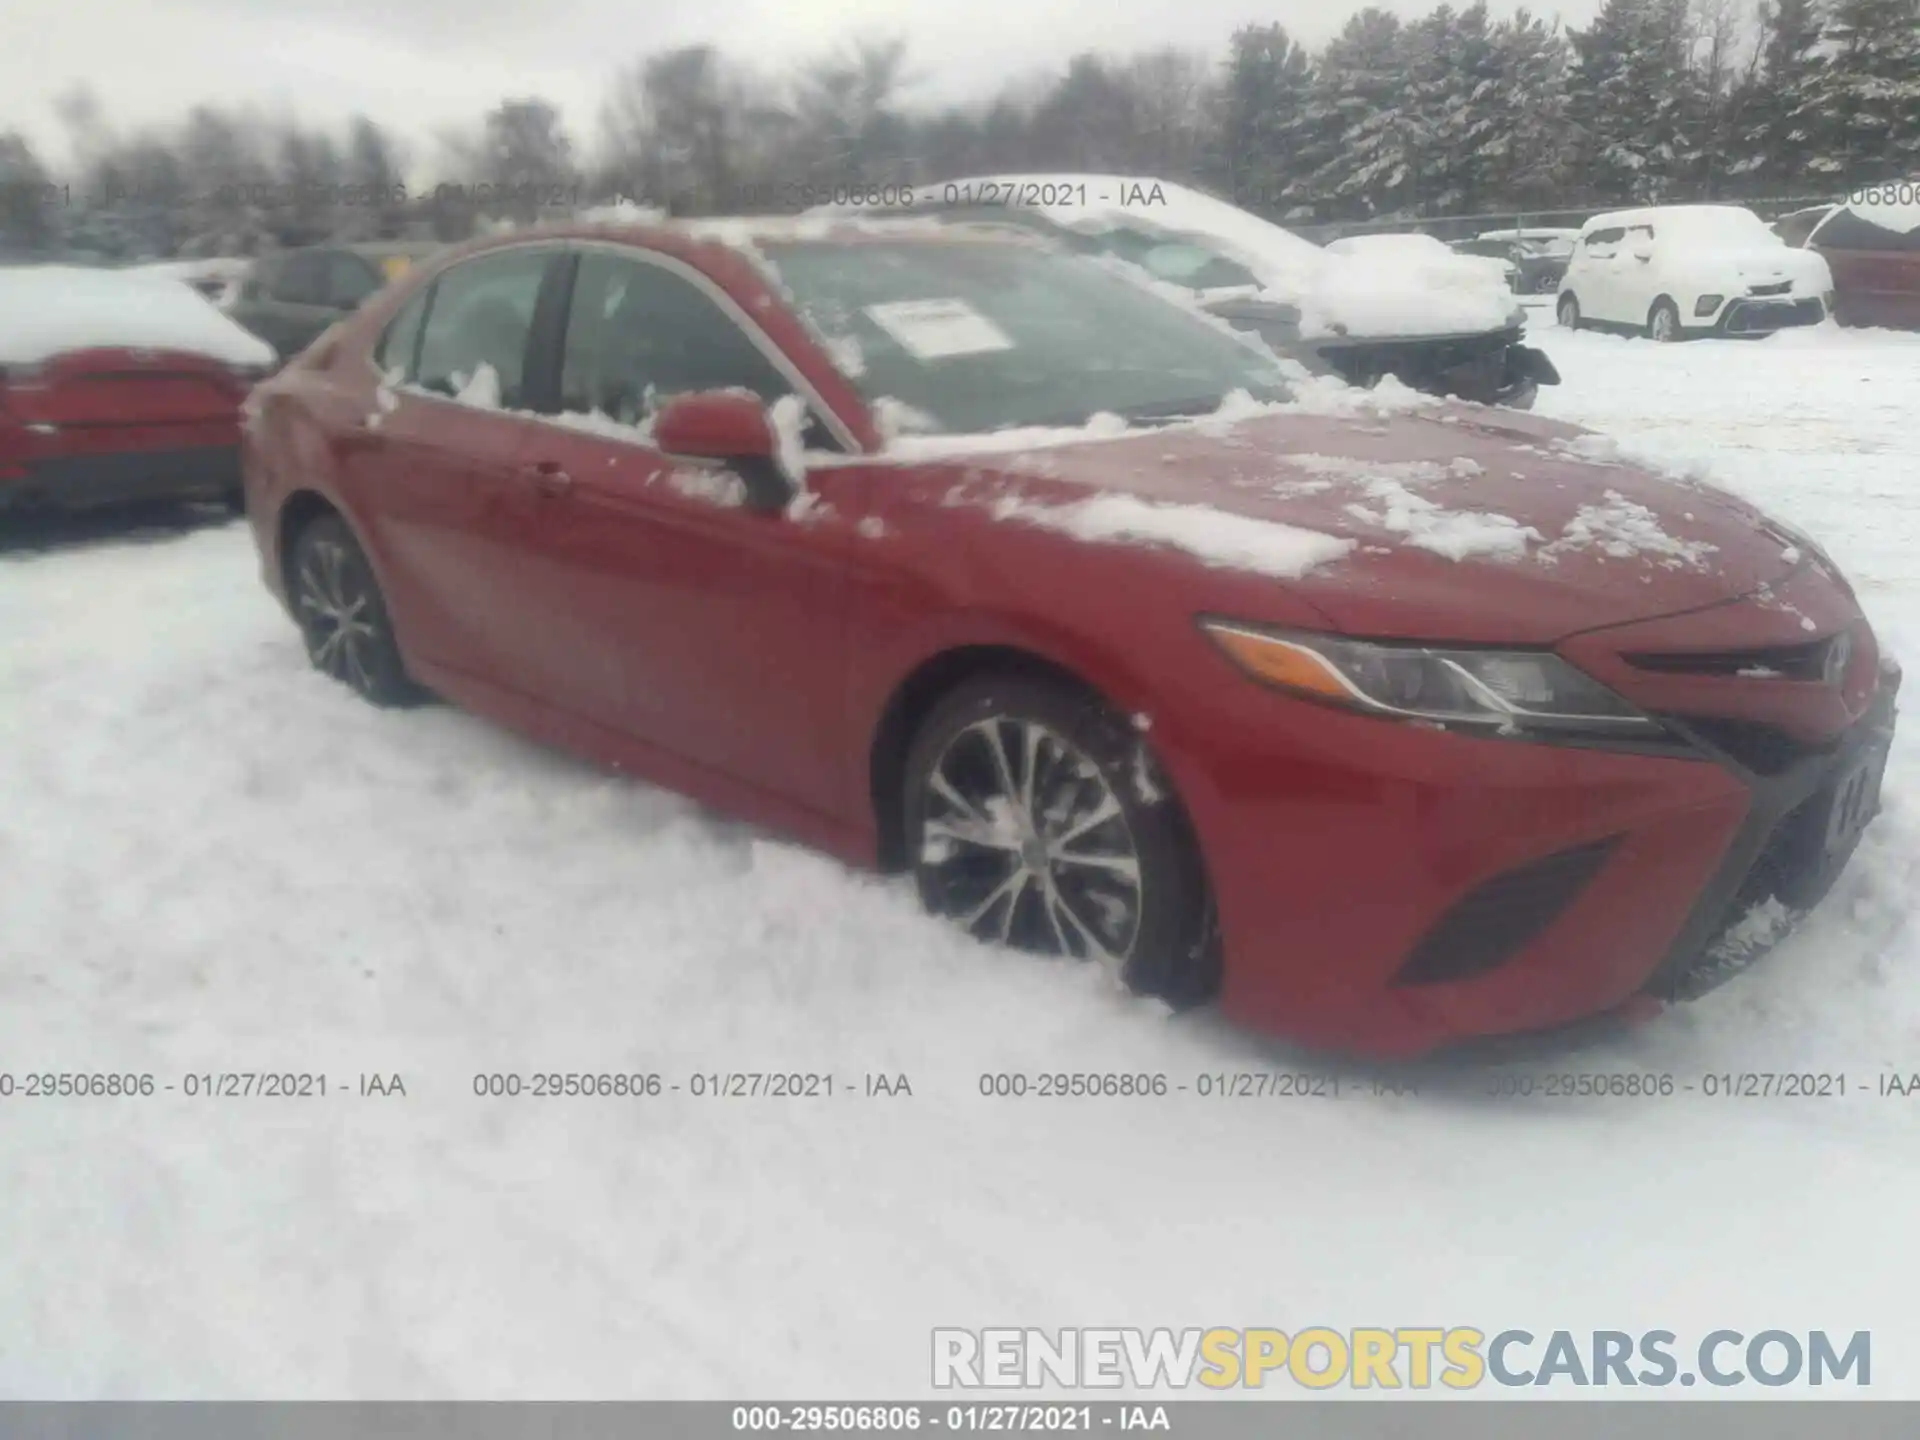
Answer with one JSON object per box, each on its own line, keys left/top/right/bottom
{"left": 1665, "top": 716, "right": 1828, "bottom": 777}
{"left": 1394, "top": 838, "right": 1619, "bottom": 986}
{"left": 1645, "top": 794, "right": 1823, "bottom": 1001}
{"left": 1748, "top": 281, "right": 1792, "bottom": 297}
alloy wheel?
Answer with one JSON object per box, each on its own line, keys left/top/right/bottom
{"left": 1650, "top": 304, "right": 1679, "bottom": 342}
{"left": 915, "top": 715, "right": 1144, "bottom": 969}
{"left": 295, "top": 537, "right": 380, "bottom": 693}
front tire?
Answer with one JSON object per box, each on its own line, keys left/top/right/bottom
{"left": 1556, "top": 293, "right": 1581, "bottom": 330}
{"left": 288, "top": 513, "right": 421, "bottom": 706}
{"left": 1648, "top": 299, "right": 1683, "bottom": 343}
{"left": 902, "top": 673, "right": 1217, "bottom": 1008}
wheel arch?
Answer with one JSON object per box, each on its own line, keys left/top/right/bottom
{"left": 275, "top": 489, "right": 341, "bottom": 599}
{"left": 869, "top": 644, "right": 1114, "bottom": 873}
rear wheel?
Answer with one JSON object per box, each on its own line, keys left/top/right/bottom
{"left": 903, "top": 674, "right": 1217, "bottom": 1008}
{"left": 1556, "top": 293, "right": 1581, "bottom": 330}
{"left": 288, "top": 514, "right": 421, "bottom": 706}
{"left": 1648, "top": 299, "right": 1683, "bottom": 343}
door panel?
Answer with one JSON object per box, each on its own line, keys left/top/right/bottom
{"left": 509, "top": 423, "right": 854, "bottom": 818}
{"left": 335, "top": 244, "right": 566, "bottom": 688}
{"left": 499, "top": 245, "right": 858, "bottom": 818}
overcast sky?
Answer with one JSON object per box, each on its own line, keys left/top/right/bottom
{"left": 8, "top": 0, "right": 1604, "bottom": 174}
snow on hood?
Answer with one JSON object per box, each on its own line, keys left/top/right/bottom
{"left": 898, "top": 176, "right": 1523, "bottom": 342}
{"left": 0, "top": 265, "right": 275, "bottom": 368}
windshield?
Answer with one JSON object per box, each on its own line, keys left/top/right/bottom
{"left": 762, "top": 240, "right": 1292, "bottom": 435}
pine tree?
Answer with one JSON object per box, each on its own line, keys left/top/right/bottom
{"left": 1804, "top": 0, "right": 1920, "bottom": 185}
{"left": 1732, "top": 0, "right": 1825, "bottom": 186}
{"left": 1209, "top": 24, "right": 1315, "bottom": 217}
{"left": 1301, "top": 9, "right": 1415, "bottom": 218}
{"left": 1567, "top": 0, "right": 1699, "bottom": 202}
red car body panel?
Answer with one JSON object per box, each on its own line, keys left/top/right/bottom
{"left": 1, "top": 348, "right": 252, "bottom": 508}
{"left": 1822, "top": 246, "right": 1920, "bottom": 330}
{"left": 242, "top": 224, "right": 1897, "bottom": 1057}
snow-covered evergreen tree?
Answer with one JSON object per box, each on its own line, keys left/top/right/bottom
{"left": 1300, "top": 9, "right": 1417, "bottom": 217}
{"left": 1567, "top": 0, "right": 1701, "bottom": 201}
{"left": 1729, "top": 0, "right": 1825, "bottom": 185}
{"left": 1208, "top": 24, "right": 1315, "bottom": 213}
{"left": 1803, "top": 0, "right": 1920, "bottom": 185}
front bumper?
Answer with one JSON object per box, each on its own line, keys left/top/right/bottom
{"left": 1719, "top": 296, "right": 1825, "bottom": 334}
{"left": 1177, "top": 600, "right": 1896, "bottom": 1059}
{"left": 0, "top": 445, "right": 241, "bottom": 513}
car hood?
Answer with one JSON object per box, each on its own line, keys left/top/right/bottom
{"left": 1254, "top": 252, "right": 1522, "bottom": 342}
{"left": 911, "top": 404, "right": 1805, "bottom": 644}
{"left": 1680, "top": 246, "right": 1833, "bottom": 289}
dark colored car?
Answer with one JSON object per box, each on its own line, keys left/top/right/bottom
{"left": 1, "top": 265, "right": 275, "bottom": 512}
{"left": 825, "top": 177, "right": 1558, "bottom": 409}
{"left": 1453, "top": 232, "right": 1577, "bottom": 294}
{"left": 242, "top": 219, "right": 1895, "bottom": 1059}
{"left": 1802, "top": 200, "right": 1920, "bottom": 330}
{"left": 228, "top": 242, "right": 442, "bottom": 361}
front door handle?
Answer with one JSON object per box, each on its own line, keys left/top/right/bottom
{"left": 524, "top": 461, "right": 573, "bottom": 498}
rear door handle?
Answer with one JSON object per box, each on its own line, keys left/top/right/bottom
{"left": 524, "top": 461, "right": 573, "bottom": 498}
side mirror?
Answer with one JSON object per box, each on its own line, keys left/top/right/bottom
{"left": 653, "top": 390, "right": 793, "bottom": 512}
{"left": 1630, "top": 242, "right": 1654, "bottom": 262}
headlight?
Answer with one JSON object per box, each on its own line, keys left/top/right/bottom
{"left": 1694, "top": 295, "right": 1724, "bottom": 317}
{"left": 1201, "top": 621, "right": 1656, "bottom": 735}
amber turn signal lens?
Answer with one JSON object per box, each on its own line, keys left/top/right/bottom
{"left": 1204, "top": 625, "right": 1351, "bottom": 701}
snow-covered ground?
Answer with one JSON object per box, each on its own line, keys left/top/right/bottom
{"left": 3, "top": 316, "right": 1918, "bottom": 1399}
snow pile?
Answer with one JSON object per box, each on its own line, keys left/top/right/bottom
{"left": 0, "top": 265, "right": 274, "bottom": 368}
{"left": 988, "top": 491, "right": 1353, "bottom": 579}
{"left": 1303, "top": 258, "right": 1521, "bottom": 341}
{"left": 1541, "top": 489, "right": 1719, "bottom": 569}
{"left": 1341, "top": 477, "right": 1543, "bottom": 563}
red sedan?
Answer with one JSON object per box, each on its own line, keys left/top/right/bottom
{"left": 240, "top": 219, "right": 1898, "bottom": 1058}
{"left": 0, "top": 266, "right": 276, "bottom": 512}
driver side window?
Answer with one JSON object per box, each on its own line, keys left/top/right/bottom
{"left": 558, "top": 251, "right": 836, "bottom": 446}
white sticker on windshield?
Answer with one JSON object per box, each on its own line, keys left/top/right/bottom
{"left": 863, "top": 298, "right": 1013, "bottom": 361}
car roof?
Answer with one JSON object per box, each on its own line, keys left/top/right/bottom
{"left": 1580, "top": 204, "right": 1758, "bottom": 232}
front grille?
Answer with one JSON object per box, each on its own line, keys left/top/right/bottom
{"left": 1626, "top": 638, "right": 1836, "bottom": 682}
{"left": 1394, "top": 838, "right": 1619, "bottom": 986}
{"left": 1748, "top": 281, "right": 1792, "bottom": 296}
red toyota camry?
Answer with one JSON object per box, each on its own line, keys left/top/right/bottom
{"left": 239, "top": 218, "right": 1898, "bottom": 1058}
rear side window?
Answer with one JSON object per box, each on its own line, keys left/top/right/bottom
{"left": 273, "top": 252, "right": 330, "bottom": 305}
{"left": 328, "top": 255, "right": 382, "bottom": 309}
{"left": 375, "top": 286, "right": 432, "bottom": 379}
{"left": 557, "top": 251, "right": 794, "bottom": 425}
{"left": 414, "top": 249, "right": 553, "bottom": 407}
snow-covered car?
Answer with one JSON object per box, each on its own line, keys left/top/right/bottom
{"left": 1457, "top": 228, "right": 1580, "bottom": 293}
{"left": 1802, "top": 192, "right": 1920, "bottom": 331}
{"left": 813, "top": 176, "right": 1558, "bottom": 409}
{"left": 0, "top": 266, "right": 275, "bottom": 513}
{"left": 241, "top": 217, "right": 1896, "bottom": 1058}
{"left": 127, "top": 256, "right": 254, "bottom": 312}
{"left": 1328, "top": 231, "right": 1519, "bottom": 294}
{"left": 1556, "top": 205, "right": 1834, "bottom": 342}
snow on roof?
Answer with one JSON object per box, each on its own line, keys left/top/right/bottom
{"left": 1842, "top": 196, "right": 1920, "bottom": 235}
{"left": 1581, "top": 204, "right": 1765, "bottom": 232}
{"left": 1476, "top": 228, "right": 1581, "bottom": 241}
{"left": 0, "top": 265, "right": 275, "bottom": 368}
{"left": 917, "top": 173, "right": 1328, "bottom": 282}
{"left": 908, "top": 175, "right": 1519, "bottom": 341}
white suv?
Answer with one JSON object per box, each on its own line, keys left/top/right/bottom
{"left": 1556, "top": 204, "right": 1834, "bottom": 341}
